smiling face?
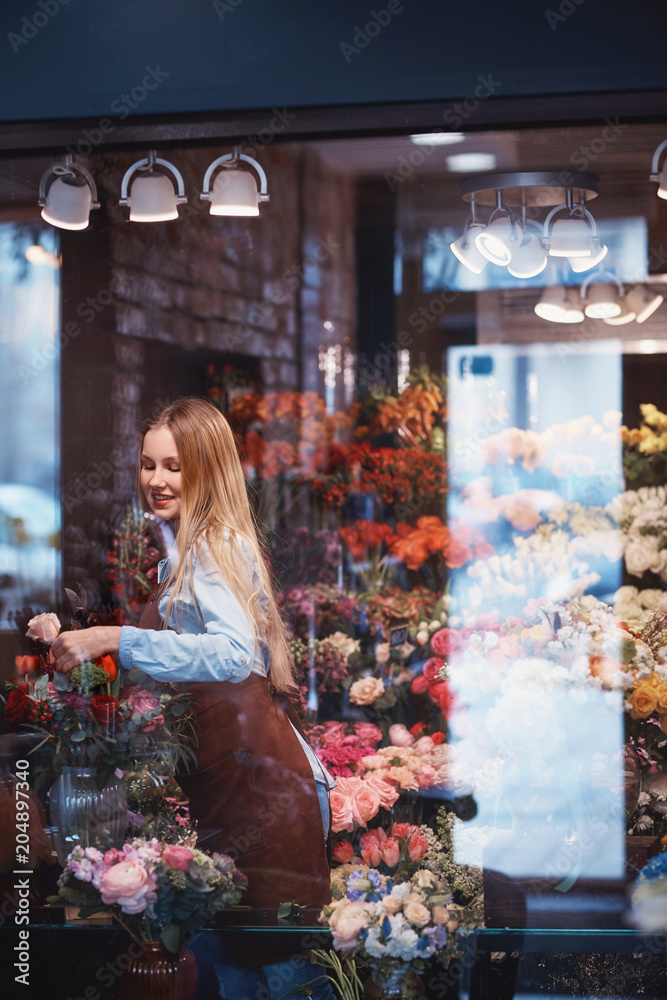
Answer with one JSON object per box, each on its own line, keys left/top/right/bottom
{"left": 140, "top": 425, "right": 182, "bottom": 521}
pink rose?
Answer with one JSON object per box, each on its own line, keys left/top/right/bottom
{"left": 127, "top": 688, "right": 161, "bottom": 715}
{"left": 330, "top": 900, "right": 374, "bottom": 950}
{"left": 99, "top": 860, "right": 158, "bottom": 914}
{"left": 389, "top": 724, "right": 414, "bottom": 747}
{"left": 330, "top": 790, "right": 355, "bottom": 833}
{"left": 430, "top": 628, "right": 465, "bottom": 658}
{"left": 143, "top": 713, "right": 164, "bottom": 733}
{"left": 410, "top": 674, "right": 430, "bottom": 696}
{"left": 26, "top": 612, "right": 61, "bottom": 643}
{"left": 404, "top": 901, "right": 431, "bottom": 927}
{"left": 363, "top": 774, "right": 400, "bottom": 811}
{"left": 349, "top": 676, "right": 385, "bottom": 706}
{"left": 351, "top": 784, "right": 381, "bottom": 827}
{"left": 408, "top": 832, "right": 429, "bottom": 862}
{"left": 162, "top": 845, "right": 194, "bottom": 871}
{"left": 353, "top": 722, "right": 383, "bottom": 746}
{"left": 380, "top": 837, "right": 401, "bottom": 867}
{"left": 414, "top": 736, "right": 435, "bottom": 756}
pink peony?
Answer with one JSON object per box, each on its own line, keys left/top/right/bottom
{"left": 99, "top": 860, "right": 158, "bottom": 914}
{"left": 389, "top": 724, "right": 414, "bottom": 747}
{"left": 330, "top": 899, "right": 374, "bottom": 950}
{"left": 321, "top": 721, "right": 348, "bottom": 746}
{"left": 26, "top": 612, "right": 61, "bottom": 643}
{"left": 353, "top": 722, "right": 383, "bottom": 746}
{"left": 162, "top": 845, "right": 194, "bottom": 871}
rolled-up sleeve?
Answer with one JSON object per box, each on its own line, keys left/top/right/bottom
{"left": 117, "top": 553, "right": 257, "bottom": 683}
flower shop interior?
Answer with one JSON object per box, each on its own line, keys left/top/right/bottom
{"left": 3, "top": 24, "right": 667, "bottom": 1000}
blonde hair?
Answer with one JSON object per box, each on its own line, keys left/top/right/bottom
{"left": 138, "top": 397, "right": 295, "bottom": 692}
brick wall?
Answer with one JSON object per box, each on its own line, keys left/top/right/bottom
{"left": 59, "top": 143, "right": 356, "bottom": 606}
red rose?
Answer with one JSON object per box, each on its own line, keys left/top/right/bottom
{"left": 422, "top": 657, "right": 444, "bottom": 682}
{"left": 410, "top": 674, "right": 430, "bottom": 696}
{"left": 430, "top": 731, "right": 446, "bottom": 745}
{"left": 4, "top": 685, "right": 31, "bottom": 728}
{"left": 430, "top": 628, "right": 465, "bottom": 657}
{"left": 91, "top": 694, "right": 119, "bottom": 727}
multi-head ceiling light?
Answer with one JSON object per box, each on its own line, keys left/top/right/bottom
{"left": 650, "top": 139, "right": 667, "bottom": 199}
{"left": 39, "top": 155, "right": 100, "bottom": 231}
{"left": 451, "top": 172, "right": 607, "bottom": 277}
{"left": 119, "top": 150, "right": 187, "bottom": 222}
{"left": 534, "top": 272, "right": 663, "bottom": 326}
{"left": 200, "top": 146, "right": 269, "bottom": 216}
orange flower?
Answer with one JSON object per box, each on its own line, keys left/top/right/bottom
{"left": 656, "top": 683, "right": 667, "bottom": 713}
{"left": 95, "top": 654, "right": 117, "bottom": 682}
{"left": 628, "top": 686, "right": 659, "bottom": 719}
{"left": 589, "top": 655, "right": 622, "bottom": 685}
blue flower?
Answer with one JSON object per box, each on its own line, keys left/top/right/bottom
{"left": 381, "top": 915, "right": 392, "bottom": 939}
{"left": 637, "top": 853, "right": 667, "bottom": 885}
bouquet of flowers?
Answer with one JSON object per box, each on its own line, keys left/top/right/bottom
{"left": 2, "top": 612, "right": 194, "bottom": 788}
{"left": 629, "top": 851, "right": 667, "bottom": 931}
{"left": 320, "top": 867, "right": 459, "bottom": 979}
{"left": 47, "top": 837, "right": 247, "bottom": 951}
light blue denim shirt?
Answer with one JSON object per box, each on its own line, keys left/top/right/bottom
{"left": 118, "top": 544, "right": 334, "bottom": 792}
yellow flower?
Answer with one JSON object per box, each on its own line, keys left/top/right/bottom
{"left": 657, "top": 683, "right": 667, "bottom": 713}
{"left": 628, "top": 686, "right": 659, "bottom": 719}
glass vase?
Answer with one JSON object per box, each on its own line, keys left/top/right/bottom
{"left": 49, "top": 766, "right": 127, "bottom": 865}
{"left": 365, "top": 966, "right": 424, "bottom": 998}
{"left": 117, "top": 941, "right": 198, "bottom": 1000}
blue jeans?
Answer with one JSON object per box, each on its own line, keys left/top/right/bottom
{"left": 190, "top": 933, "right": 335, "bottom": 1000}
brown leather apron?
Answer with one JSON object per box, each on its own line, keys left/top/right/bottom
{"left": 138, "top": 596, "right": 331, "bottom": 910}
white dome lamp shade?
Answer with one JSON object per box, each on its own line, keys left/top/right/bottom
{"left": 119, "top": 151, "right": 187, "bottom": 222}
{"left": 449, "top": 196, "right": 489, "bottom": 274}
{"left": 603, "top": 299, "right": 637, "bottom": 326}
{"left": 38, "top": 156, "right": 100, "bottom": 231}
{"left": 534, "top": 286, "right": 584, "bottom": 324}
{"left": 507, "top": 214, "right": 547, "bottom": 278}
{"left": 543, "top": 189, "right": 602, "bottom": 259}
{"left": 475, "top": 191, "right": 522, "bottom": 265}
{"left": 650, "top": 138, "right": 667, "bottom": 199}
{"left": 568, "top": 242, "right": 608, "bottom": 273}
{"left": 581, "top": 273, "right": 623, "bottom": 319}
{"left": 624, "top": 285, "right": 664, "bottom": 323}
{"left": 200, "top": 147, "right": 269, "bottom": 217}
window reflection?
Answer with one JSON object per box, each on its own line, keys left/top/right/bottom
{"left": 0, "top": 224, "right": 59, "bottom": 627}
{"left": 446, "top": 343, "right": 626, "bottom": 898}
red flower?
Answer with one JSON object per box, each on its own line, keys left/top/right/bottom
{"left": 410, "top": 674, "right": 430, "bottom": 696}
{"left": 4, "top": 685, "right": 31, "bottom": 728}
{"left": 95, "top": 654, "right": 117, "bottom": 681}
{"left": 430, "top": 628, "right": 465, "bottom": 658}
{"left": 15, "top": 655, "right": 40, "bottom": 676}
{"left": 332, "top": 839, "right": 355, "bottom": 864}
{"left": 91, "top": 694, "right": 120, "bottom": 727}
{"left": 422, "top": 657, "right": 444, "bottom": 682}
{"left": 430, "top": 731, "right": 446, "bottom": 745}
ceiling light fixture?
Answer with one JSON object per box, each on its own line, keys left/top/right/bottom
{"left": 580, "top": 272, "right": 624, "bottom": 319}
{"left": 119, "top": 150, "right": 187, "bottom": 222}
{"left": 409, "top": 132, "right": 465, "bottom": 146}
{"left": 454, "top": 171, "right": 600, "bottom": 279}
{"left": 200, "top": 147, "right": 269, "bottom": 217}
{"left": 38, "top": 155, "right": 100, "bottom": 231}
{"left": 650, "top": 139, "right": 667, "bottom": 199}
{"left": 447, "top": 152, "right": 497, "bottom": 173}
{"left": 624, "top": 284, "right": 664, "bottom": 323}
{"left": 534, "top": 285, "right": 584, "bottom": 323}
{"left": 449, "top": 195, "right": 489, "bottom": 274}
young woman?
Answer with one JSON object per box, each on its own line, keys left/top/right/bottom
{"left": 51, "top": 396, "right": 335, "bottom": 999}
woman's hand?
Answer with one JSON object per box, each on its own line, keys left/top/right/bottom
{"left": 50, "top": 626, "right": 122, "bottom": 674}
